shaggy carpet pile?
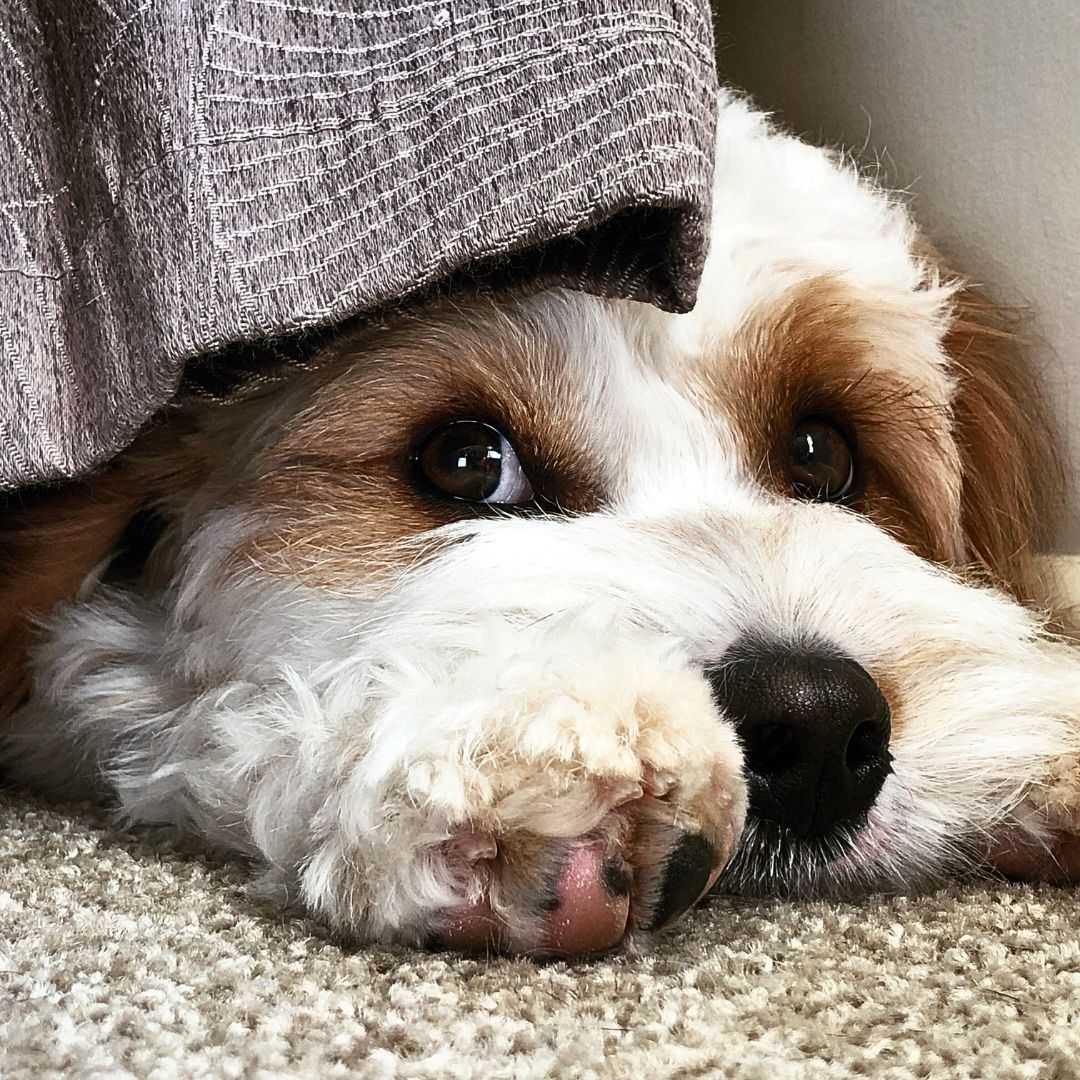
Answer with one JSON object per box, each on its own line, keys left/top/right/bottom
{"left": 1, "top": 791, "right": 1078, "bottom": 1079}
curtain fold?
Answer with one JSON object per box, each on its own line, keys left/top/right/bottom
{"left": 0, "top": 0, "right": 718, "bottom": 487}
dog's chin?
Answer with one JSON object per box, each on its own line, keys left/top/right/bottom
{"left": 713, "top": 816, "right": 866, "bottom": 898}
{"left": 714, "top": 811, "right": 966, "bottom": 900}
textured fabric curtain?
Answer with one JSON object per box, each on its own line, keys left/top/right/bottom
{"left": 0, "top": 0, "right": 718, "bottom": 488}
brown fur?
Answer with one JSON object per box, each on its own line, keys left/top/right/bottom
{"left": 243, "top": 301, "right": 609, "bottom": 586}
{"left": 0, "top": 475, "right": 143, "bottom": 721}
{"left": 0, "top": 295, "right": 616, "bottom": 722}
{"left": 693, "top": 274, "right": 1061, "bottom": 605}
{"left": 0, "top": 419, "right": 205, "bottom": 725}
{"left": 697, "top": 275, "right": 966, "bottom": 567}
{"left": 944, "top": 289, "right": 1062, "bottom": 599}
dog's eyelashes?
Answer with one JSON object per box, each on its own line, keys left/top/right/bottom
{"left": 786, "top": 416, "right": 857, "bottom": 503}
{"left": 413, "top": 420, "right": 535, "bottom": 506}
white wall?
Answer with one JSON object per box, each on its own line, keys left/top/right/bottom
{"left": 717, "top": 0, "right": 1080, "bottom": 551}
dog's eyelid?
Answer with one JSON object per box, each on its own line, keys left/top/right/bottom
{"left": 483, "top": 430, "right": 534, "bottom": 505}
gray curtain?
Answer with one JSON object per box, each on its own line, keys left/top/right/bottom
{"left": 0, "top": 0, "right": 718, "bottom": 488}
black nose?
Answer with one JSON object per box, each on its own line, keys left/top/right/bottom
{"left": 707, "top": 643, "right": 891, "bottom": 837}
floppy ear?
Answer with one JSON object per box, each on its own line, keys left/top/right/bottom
{"left": 0, "top": 416, "right": 200, "bottom": 724}
{"left": 948, "top": 292, "right": 1080, "bottom": 883}
{"left": 944, "top": 288, "right": 1063, "bottom": 602}
{"left": 0, "top": 470, "right": 147, "bottom": 723}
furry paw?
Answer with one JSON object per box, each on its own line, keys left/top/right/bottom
{"left": 299, "top": 618, "right": 746, "bottom": 955}
{"left": 990, "top": 763, "right": 1080, "bottom": 883}
{"left": 990, "top": 828, "right": 1080, "bottom": 883}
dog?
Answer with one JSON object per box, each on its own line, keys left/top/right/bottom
{"left": 2, "top": 91, "right": 1079, "bottom": 957}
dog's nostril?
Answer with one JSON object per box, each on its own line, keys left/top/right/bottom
{"left": 745, "top": 721, "right": 801, "bottom": 776}
{"left": 845, "top": 718, "right": 888, "bottom": 774}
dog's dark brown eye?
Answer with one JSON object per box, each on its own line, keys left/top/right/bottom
{"left": 787, "top": 417, "right": 856, "bottom": 502}
{"left": 414, "top": 421, "right": 534, "bottom": 505}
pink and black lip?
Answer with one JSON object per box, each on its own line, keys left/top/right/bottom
{"left": 433, "top": 817, "right": 727, "bottom": 958}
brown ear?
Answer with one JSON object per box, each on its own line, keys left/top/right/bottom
{"left": 0, "top": 467, "right": 150, "bottom": 723}
{"left": 945, "top": 288, "right": 1063, "bottom": 601}
{"left": 0, "top": 413, "right": 202, "bottom": 724}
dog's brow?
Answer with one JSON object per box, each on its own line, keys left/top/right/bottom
{"left": 682, "top": 274, "right": 964, "bottom": 568}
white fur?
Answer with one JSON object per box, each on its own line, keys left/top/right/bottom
{"left": 5, "top": 90, "right": 1080, "bottom": 947}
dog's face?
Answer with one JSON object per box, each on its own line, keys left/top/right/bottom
{"left": 4, "top": 94, "right": 1079, "bottom": 955}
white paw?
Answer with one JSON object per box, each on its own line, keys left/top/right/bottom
{"left": 298, "top": 616, "right": 746, "bottom": 955}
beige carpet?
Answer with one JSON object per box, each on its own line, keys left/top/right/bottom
{"left": 1, "top": 791, "right": 1079, "bottom": 1079}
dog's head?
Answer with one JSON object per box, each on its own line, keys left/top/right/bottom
{"left": 4, "top": 95, "right": 1077, "bottom": 932}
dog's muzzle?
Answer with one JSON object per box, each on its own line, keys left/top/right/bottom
{"left": 708, "top": 643, "right": 892, "bottom": 837}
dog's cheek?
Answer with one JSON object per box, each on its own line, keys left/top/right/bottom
{"left": 990, "top": 829, "right": 1080, "bottom": 883}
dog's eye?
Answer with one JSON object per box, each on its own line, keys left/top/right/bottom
{"left": 414, "top": 421, "right": 534, "bottom": 505}
{"left": 787, "top": 417, "right": 856, "bottom": 502}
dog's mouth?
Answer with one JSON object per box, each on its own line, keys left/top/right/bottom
{"left": 712, "top": 813, "right": 873, "bottom": 898}
{"left": 714, "top": 786, "right": 985, "bottom": 899}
